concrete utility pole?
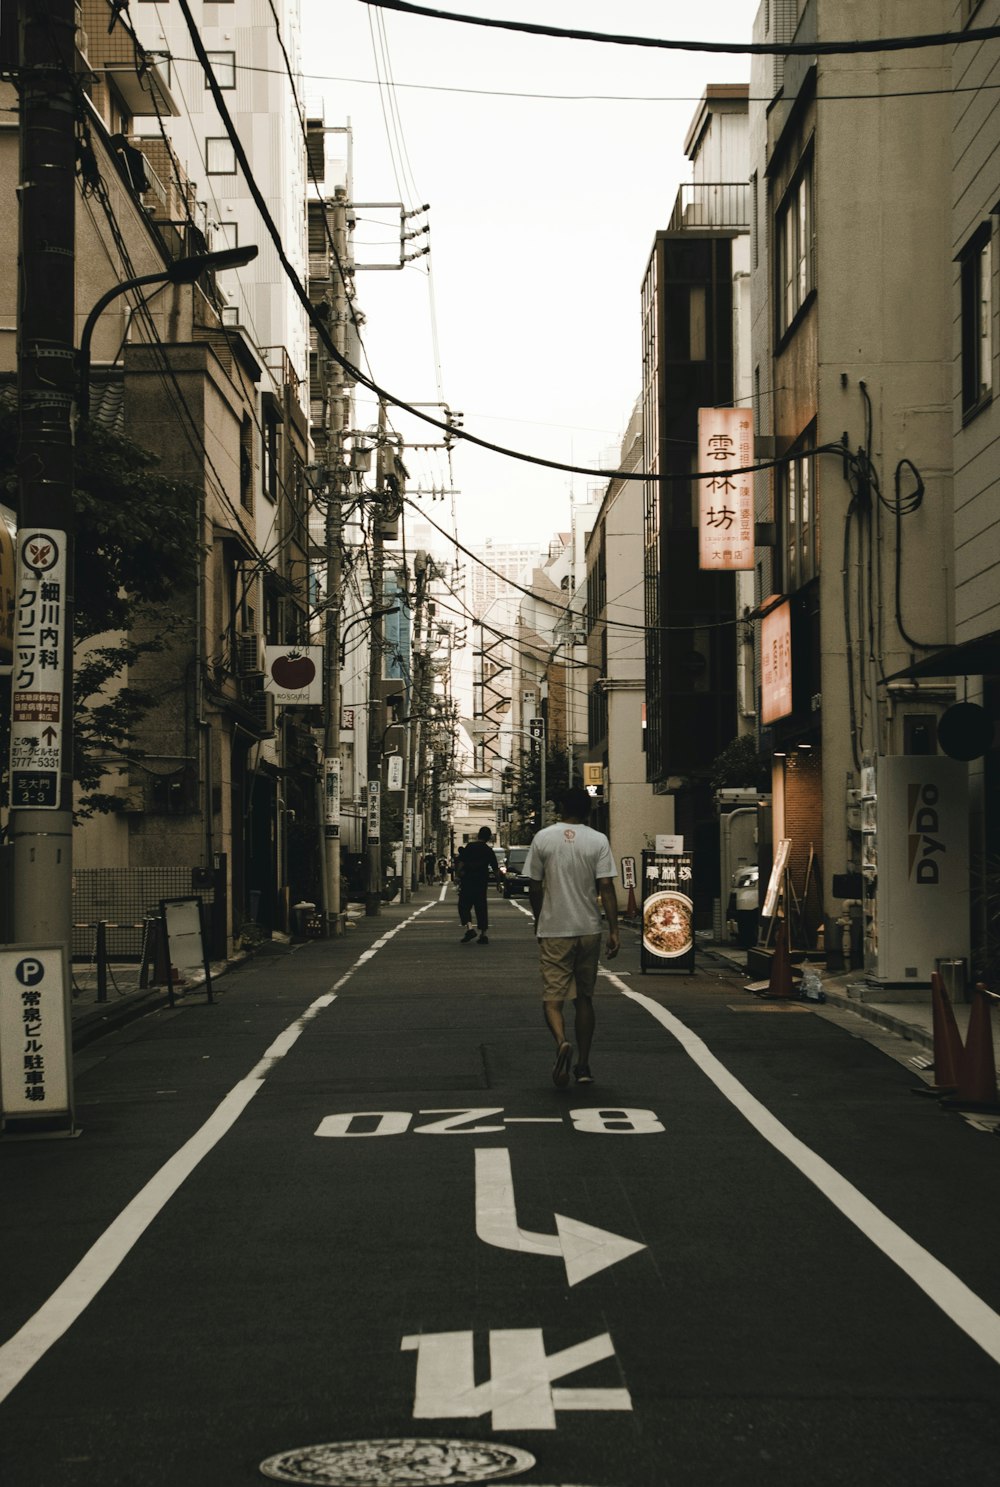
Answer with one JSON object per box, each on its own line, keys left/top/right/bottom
{"left": 321, "top": 187, "right": 351, "bottom": 936}
{"left": 407, "top": 552, "right": 429, "bottom": 893}
{"left": 364, "top": 402, "right": 388, "bottom": 916}
{"left": 10, "top": 0, "right": 77, "bottom": 949}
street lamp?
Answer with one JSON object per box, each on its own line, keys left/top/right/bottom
{"left": 77, "top": 244, "right": 259, "bottom": 419}
{"left": 339, "top": 605, "right": 399, "bottom": 666}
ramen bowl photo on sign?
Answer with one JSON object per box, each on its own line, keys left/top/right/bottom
{"left": 642, "top": 890, "right": 693, "bottom": 957}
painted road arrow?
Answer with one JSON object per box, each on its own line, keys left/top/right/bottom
{"left": 474, "top": 1147, "right": 645, "bottom": 1286}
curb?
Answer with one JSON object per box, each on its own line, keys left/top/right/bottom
{"left": 71, "top": 954, "right": 247, "bottom": 1051}
{"left": 819, "top": 985, "right": 934, "bottom": 1053}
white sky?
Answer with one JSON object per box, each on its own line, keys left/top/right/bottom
{"left": 300, "top": 1, "right": 757, "bottom": 550}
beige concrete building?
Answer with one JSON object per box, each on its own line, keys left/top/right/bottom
{"left": 2, "top": 2, "right": 312, "bottom": 955}
{"left": 750, "top": 1, "right": 961, "bottom": 976}
{"left": 584, "top": 400, "right": 675, "bottom": 907}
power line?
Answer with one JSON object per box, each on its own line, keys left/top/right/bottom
{"left": 363, "top": 3, "right": 1000, "bottom": 58}
{"left": 173, "top": 0, "right": 855, "bottom": 489}
{"left": 159, "top": 52, "right": 1000, "bottom": 105}
{"left": 406, "top": 496, "right": 746, "bottom": 636}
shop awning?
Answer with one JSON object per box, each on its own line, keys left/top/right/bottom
{"left": 882, "top": 629, "right": 1000, "bottom": 682}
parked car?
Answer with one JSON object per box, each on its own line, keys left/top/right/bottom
{"left": 492, "top": 847, "right": 507, "bottom": 887}
{"left": 501, "top": 845, "right": 533, "bottom": 898}
{"left": 726, "top": 865, "right": 760, "bottom": 948}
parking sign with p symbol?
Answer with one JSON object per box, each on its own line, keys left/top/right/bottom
{"left": 15, "top": 957, "right": 46, "bottom": 987}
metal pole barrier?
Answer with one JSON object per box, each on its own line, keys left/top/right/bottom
{"left": 96, "top": 921, "right": 108, "bottom": 1004}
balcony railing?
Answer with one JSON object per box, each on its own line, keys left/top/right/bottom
{"left": 668, "top": 182, "right": 750, "bottom": 232}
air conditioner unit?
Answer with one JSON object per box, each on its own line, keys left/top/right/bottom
{"left": 246, "top": 687, "right": 276, "bottom": 737}
{"left": 236, "top": 632, "right": 264, "bottom": 676}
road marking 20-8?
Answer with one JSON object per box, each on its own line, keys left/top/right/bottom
{"left": 314, "top": 1107, "right": 665, "bottom": 1137}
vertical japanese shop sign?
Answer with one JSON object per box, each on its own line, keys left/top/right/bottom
{"left": 367, "top": 779, "right": 381, "bottom": 844}
{"left": 697, "top": 408, "right": 754, "bottom": 570}
{"left": 640, "top": 849, "right": 695, "bottom": 974}
{"left": 761, "top": 600, "right": 793, "bottom": 723}
{"left": 324, "top": 757, "right": 341, "bottom": 839}
{"left": 0, "top": 945, "right": 74, "bottom": 1131}
{"left": 9, "top": 530, "right": 67, "bottom": 809}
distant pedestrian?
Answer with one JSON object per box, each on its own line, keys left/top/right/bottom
{"left": 523, "top": 786, "right": 619, "bottom": 1087}
{"left": 457, "top": 827, "right": 501, "bottom": 943}
{"left": 438, "top": 856, "right": 448, "bottom": 884}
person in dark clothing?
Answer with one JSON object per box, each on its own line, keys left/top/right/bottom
{"left": 458, "top": 827, "right": 500, "bottom": 943}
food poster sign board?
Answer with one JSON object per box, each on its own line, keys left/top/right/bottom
{"left": 264, "top": 644, "right": 324, "bottom": 706}
{"left": 640, "top": 850, "right": 695, "bottom": 974}
{"left": 0, "top": 945, "right": 74, "bottom": 1131}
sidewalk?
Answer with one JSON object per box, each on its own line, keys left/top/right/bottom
{"left": 703, "top": 939, "right": 1000, "bottom": 1066}
{"left": 67, "top": 902, "right": 378, "bottom": 1049}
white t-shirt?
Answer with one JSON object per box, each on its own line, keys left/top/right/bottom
{"left": 523, "top": 821, "right": 617, "bottom": 938}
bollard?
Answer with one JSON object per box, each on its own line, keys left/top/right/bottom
{"left": 95, "top": 920, "right": 108, "bottom": 1004}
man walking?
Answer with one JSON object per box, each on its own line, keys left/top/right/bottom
{"left": 457, "top": 826, "right": 500, "bottom": 943}
{"left": 524, "top": 786, "right": 619, "bottom": 1086}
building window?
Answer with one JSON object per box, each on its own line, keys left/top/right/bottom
{"left": 775, "top": 156, "right": 814, "bottom": 338}
{"left": 751, "top": 171, "right": 759, "bottom": 269}
{"left": 240, "top": 415, "right": 253, "bottom": 511}
{"left": 689, "top": 285, "right": 707, "bottom": 361}
{"left": 779, "top": 429, "right": 818, "bottom": 591}
{"left": 961, "top": 222, "right": 993, "bottom": 419}
{"left": 206, "top": 137, "right": 236, "bottom": 174}
{"left": 262, "top": 406, "right": 281, "bottom": 505}
{"left": 205, "top": 51, "right": 236, "bottom": 90}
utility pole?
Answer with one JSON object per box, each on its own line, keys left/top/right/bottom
{"left": 321, "top": 187, "right": 351, "bottom": 935}
{"left": 406, "top": 552, "right": 429, "bottom": 894}
{"left": 364, "top": 402, "right": 388, "bottom": 916}
{"left": 10, "top": 1, "right": 77, "bottom": 950}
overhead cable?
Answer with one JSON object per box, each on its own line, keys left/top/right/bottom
{"left": 362, "top": 2, "right": 1000, "bottom": 57}
{"left": 175, "top": 0, "right": 855, "bottom": 489}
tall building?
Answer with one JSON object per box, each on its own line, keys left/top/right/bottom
{"left": 130, "top": 0, "right": 309, "bottom": 391}
{"left": 641, "top": 85, "right": 751, "bottom": 921}
{"left": 749, "top": 0, "right": 959, "bottom": 978}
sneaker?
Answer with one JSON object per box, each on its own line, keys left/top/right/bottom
{"left": 460, "top": 928, "right": 477, "bottom": 943}
{"left": 574, "top": 1064, "right": 593, "bottom": 1084}
{"left": 552, "top": 1041, "right": 572, "bottom": 1088}
{"left": 478, "top": 933, "right": 489, "bottom": 944}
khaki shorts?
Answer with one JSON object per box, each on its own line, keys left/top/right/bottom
{"left": 539, "top": 934, "right": 602, "bottom": 1003}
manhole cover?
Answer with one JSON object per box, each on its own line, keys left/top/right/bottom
{"left": 260, "top": 1438, "right": 536, "bottom": 1485}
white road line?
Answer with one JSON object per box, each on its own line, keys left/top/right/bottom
{"left": 0, "top": 1077, "right": 261, "bottom": 1404}
{"left": 0, "top": 902, "right": 433, "bottom": 1405}
{"left": 608, "top": 973, "right": 1000, "bottom": 1368}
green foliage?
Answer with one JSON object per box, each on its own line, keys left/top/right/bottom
{"left": 1, "top": 403, "right": 202, "bottom": 815}
{"left": 709, "top": 733, "right": 770, "bottom": 792}
{"left": 72, "top": 421, "right": 201, "bottom": 638}
{"left": 508, "top": 744, "right": 571, "bottom": 837}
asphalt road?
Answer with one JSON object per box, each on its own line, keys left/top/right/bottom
{"left": 3, "top": 883, "right": 1000, "bottom": 1487}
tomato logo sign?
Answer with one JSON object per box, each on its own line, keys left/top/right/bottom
{"left": 264, "top": 644, "right": 323, "bottom": 704}
{"left": 270, "top": 651, "right": 316, "bottom": 689}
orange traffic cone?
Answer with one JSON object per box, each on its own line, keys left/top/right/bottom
{"left": 626, "top": 884, "right": 638, "bottom": 919}
{"left": 927, "top": 969, "right": 963, "bottom": 1091}
{"left": 945, "top": 984, "right": 1000, "bottom": 1111}
{"left": 766, "top": 921, "right": 795, "bottom": 999}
